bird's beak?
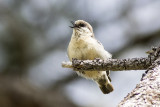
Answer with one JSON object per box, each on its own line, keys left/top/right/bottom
{"left": 69, "top": 21, "right": 78, "bottom": 28}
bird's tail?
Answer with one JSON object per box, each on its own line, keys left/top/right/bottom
{"left": 99, "top": 82, "right": 114, "bottom": 94}
{"left": 95, "top": 76, "right": 114, "bottom": 94}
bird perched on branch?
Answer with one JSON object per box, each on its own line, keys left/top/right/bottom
{"left": 67, "top": 20, "right": 113, "bottom": 94}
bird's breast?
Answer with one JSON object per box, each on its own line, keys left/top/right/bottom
{"left": 68, "top": 37, "right": 97, "bottom": 60}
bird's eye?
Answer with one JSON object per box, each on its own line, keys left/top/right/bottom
{"left": 79, "top": 23, "right": 85, "bottom": 27}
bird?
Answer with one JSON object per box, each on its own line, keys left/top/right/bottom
{"left": 67, "top": 20, "right": 113, "bottom": 94}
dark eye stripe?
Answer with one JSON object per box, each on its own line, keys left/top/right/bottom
{"left": 79, "top": 23, "right": 85, "bottom": 27}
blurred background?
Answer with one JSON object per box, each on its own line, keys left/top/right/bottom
{"left": 0, "top": 0, "right": 160, "bottom": 107}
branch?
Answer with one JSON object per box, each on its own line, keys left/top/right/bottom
{"left": 62, "top": 58, "right": 152, "bottom": 71}
{"left": 62, "top": 47, "right": 160, "bottom": 71}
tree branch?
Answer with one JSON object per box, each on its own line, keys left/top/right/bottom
{"left": 62, "top": 47, "right": 160, "bottom": 71}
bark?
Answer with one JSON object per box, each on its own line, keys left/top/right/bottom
{"left": 62, "top": 57, "right": 154, "bottom": 71}
{"left": 118, "top": 57, "right": 160, "bottom": 106}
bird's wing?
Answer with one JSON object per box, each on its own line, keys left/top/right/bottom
{"left": 94, "top": 39, "right": 112, "bottom": 59}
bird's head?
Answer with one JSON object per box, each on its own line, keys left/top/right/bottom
{"left": 70, "top": 20, "right": 94, "bottom": 37}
